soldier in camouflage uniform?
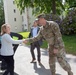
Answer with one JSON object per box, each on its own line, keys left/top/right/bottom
{"left": 26, "top": 14, "right": 73, "bottom": 75}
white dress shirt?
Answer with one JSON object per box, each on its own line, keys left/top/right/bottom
{"left": 1, "top": 34, "right": 24, "bottom": 56}
{"left": 32, "top": 27, "right": 38, "bottom": 37}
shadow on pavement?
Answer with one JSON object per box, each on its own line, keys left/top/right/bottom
{"left": 33, "top": 63, "right": 61, "bottom": 75}
{"left": 41, "top": 49, "right": 48, "bottom": 56}
{"left": 66, "top": 57, "right": 76, "bottom": 63}
{"left": 14, "top": 72, "right": 19, "bottom": 75}
{"left": 33, "top": 63, "right": 51, "bottom": 75}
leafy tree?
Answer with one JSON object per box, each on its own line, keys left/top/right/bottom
{"left": 15, "top": 0, "right": 76, "bottom": 36}
{"left": 15, "top": 0, "right": 65, "bottom": 15}
{"left": 0, "top": 0, "right": 5, "bottom": 31}
{"left": 63, "top": 0, "right": 76, "bottom": 16}
{"left": 66, "top": 0, "right": 76, "bottom": 8}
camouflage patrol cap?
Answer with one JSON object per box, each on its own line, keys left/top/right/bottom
{"left": 37, "top": 14, "right": 46, "bottom": 19}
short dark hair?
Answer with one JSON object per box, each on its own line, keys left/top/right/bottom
{"left": 37, "top": 14, "right": 46, "bottom": 19}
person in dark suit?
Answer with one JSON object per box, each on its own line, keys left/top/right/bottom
{"left": 29, "top": 20, "right": 42, "bottom": 64}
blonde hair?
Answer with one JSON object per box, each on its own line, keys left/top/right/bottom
{"left": 1, "top": 24, "right": 8, "bottom": 35}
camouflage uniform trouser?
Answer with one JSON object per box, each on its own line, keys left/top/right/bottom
{"left": 49, "top": 45, "right": 71, "bottom": 74}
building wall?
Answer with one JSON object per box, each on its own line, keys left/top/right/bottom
{"left": 3, "top": 0, "right": 36, "bottom": 32}
{"left": 3, "top": 0, "right": 23, "bottom": 32}
{"left": 22, "top": 8, "right": 28, "bottom": 31}
{"left": 21, "top": 8, "right": 36, "bottom": 31}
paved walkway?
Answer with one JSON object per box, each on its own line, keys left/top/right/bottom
{"left": 0, "top": 45, "right": 76, "bottom": 75}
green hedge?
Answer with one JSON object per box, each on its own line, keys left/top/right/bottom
{"left": 61, "top": 8, "right": 76, "bottom": 35}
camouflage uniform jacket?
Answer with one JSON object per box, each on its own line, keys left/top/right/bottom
{"left": 27, "top": 21, "right": 65, "bottom": 50}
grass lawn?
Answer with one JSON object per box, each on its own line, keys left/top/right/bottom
{"left": 63, "top": 35, "right": 76, "bottom": 55}
{"left": 18, "top": 32, "right": 76, "bottom": 55}
{"left": 19, "top": 32, "right": 30, "bottom": 38}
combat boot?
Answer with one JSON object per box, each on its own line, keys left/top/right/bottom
{"left": 68, "top": 71, "right": 73, "bottom": 75}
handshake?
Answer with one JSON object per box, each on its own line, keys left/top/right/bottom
{"left": 23, "top": 39, "right": 28, "bottom": 44}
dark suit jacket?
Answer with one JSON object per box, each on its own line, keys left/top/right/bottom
{"left": 29, "top": 27, "right": 43, "bottom": 46}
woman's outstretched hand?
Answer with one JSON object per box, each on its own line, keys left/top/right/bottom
{"left": 23, "top": 40, "right": 28, "bottom": 44}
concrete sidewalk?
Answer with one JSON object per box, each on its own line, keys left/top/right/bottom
{"left": 0, "top": 45, "right": 76, "bottom": 75}
{"left": 14, "top": 45, "right": 76, "bottom": 75}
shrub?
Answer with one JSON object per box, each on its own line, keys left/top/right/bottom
{"left": 45, "top": 14, "right": 61, "bottom": 25}
{"left": 61, "top": 8, "right": 76, "bottom": 35}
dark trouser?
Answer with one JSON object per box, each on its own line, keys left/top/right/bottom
{"left": 30, "top": 41, "right": 41, "bottom": 62}
{"left": 1, "top": 55, "right": 14, "bottom": 75}
{"left": 1, "top": 45, "right": 18, "bottom": 70}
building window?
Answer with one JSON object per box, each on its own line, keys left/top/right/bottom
{"left": 15, "top": 26, "right": 17, "bottom": 30}
{"left": 14, "top": 18, "right": 16, "bottom": 21}
{"left": 14, "top": 9, "right": 16, "bottom": 13}
{"left": 13, "top": 1, "right": 15, "bottom": 4}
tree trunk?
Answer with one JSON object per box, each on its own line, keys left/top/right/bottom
{"left": 26, "top": 7, "right": 30, "bottom": 31}
{"left": 51, "top": 0, "right": 56, "bottom": 14}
